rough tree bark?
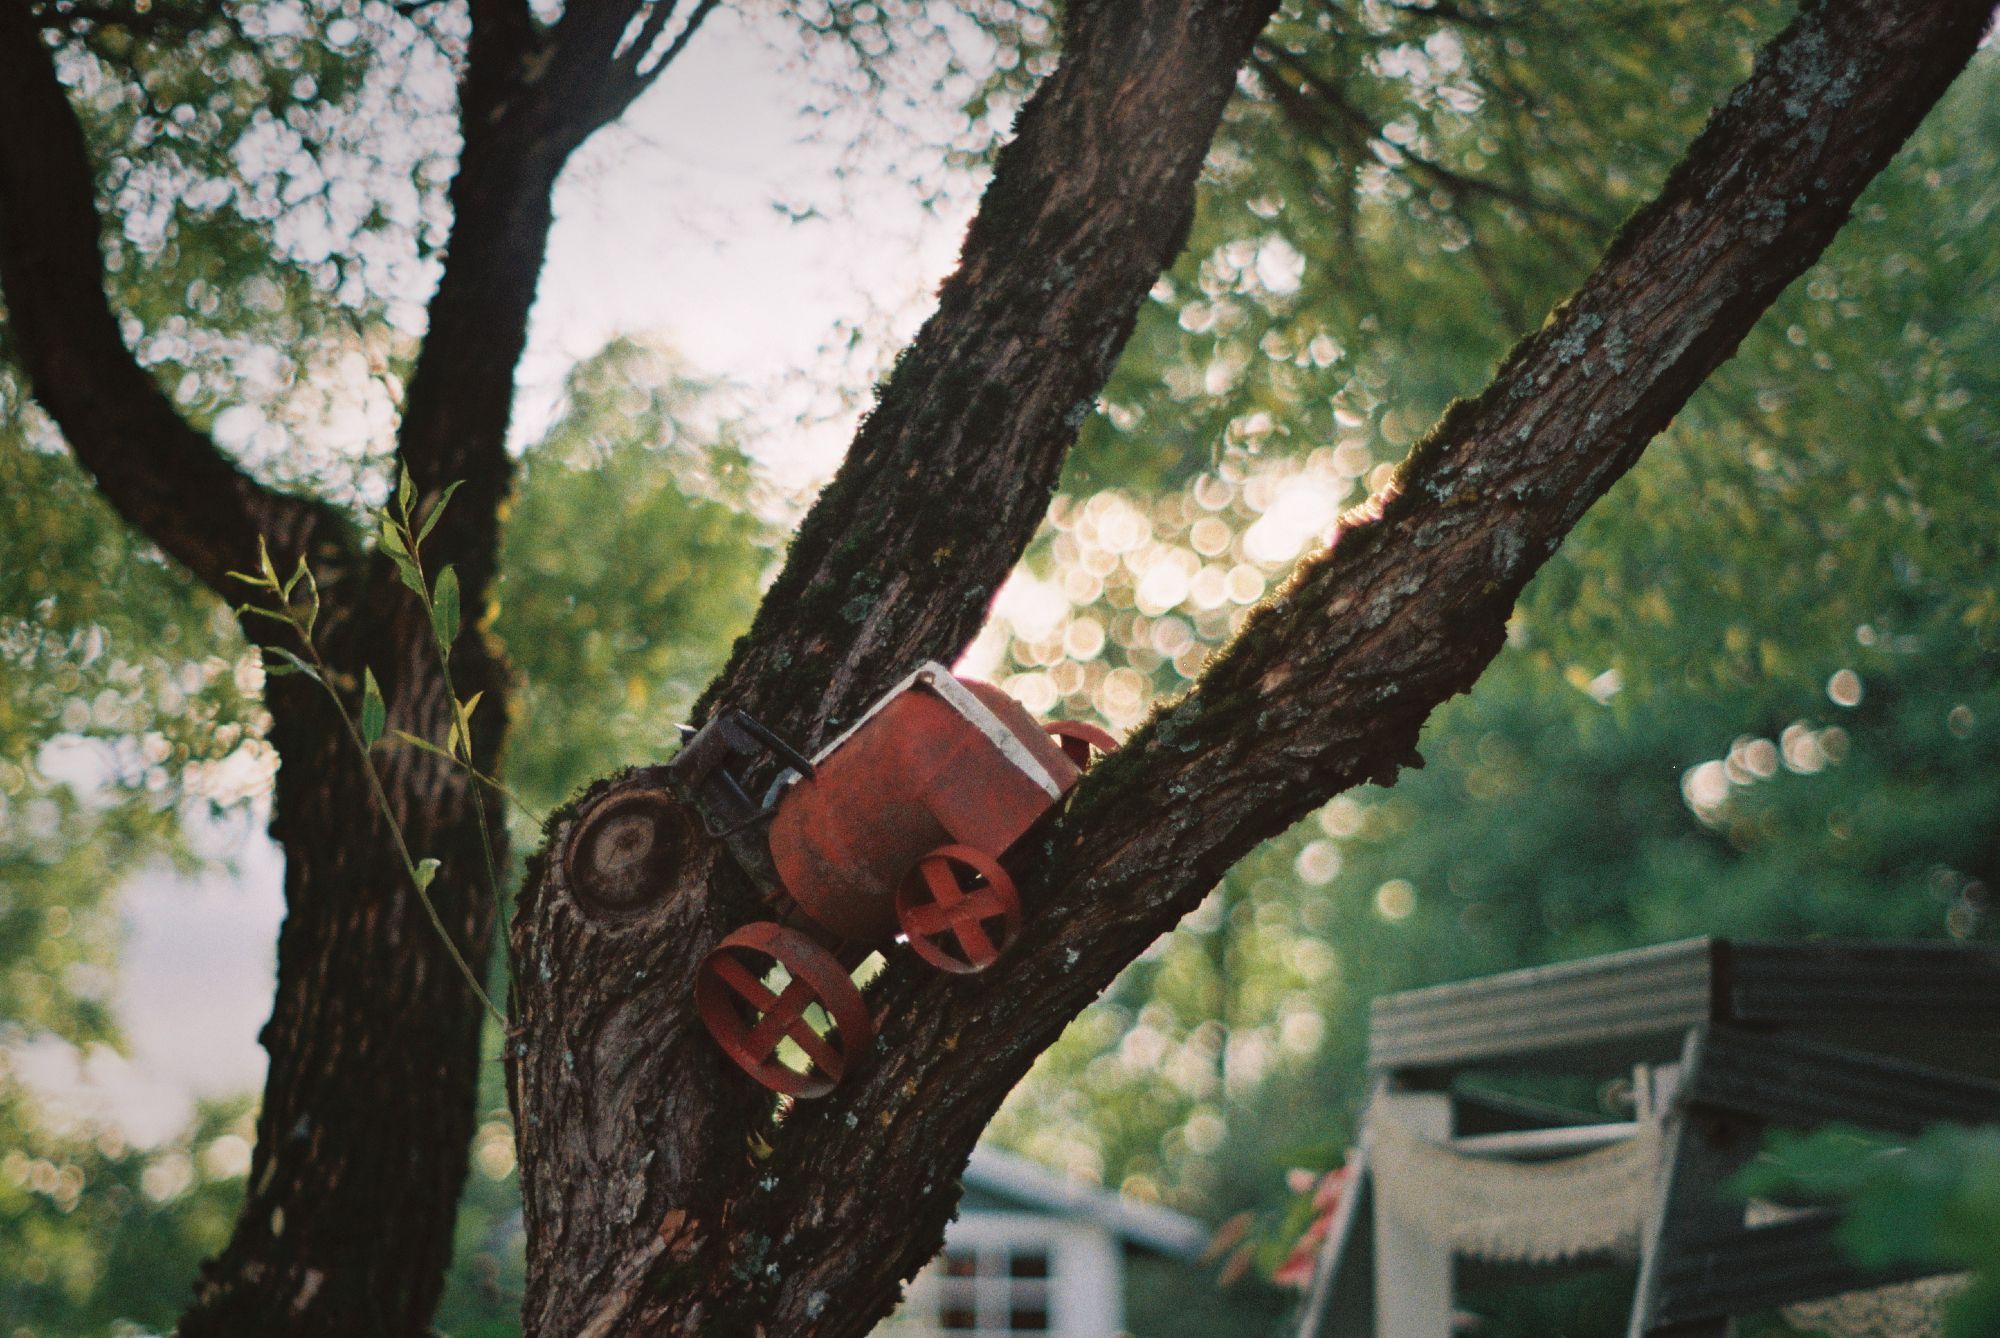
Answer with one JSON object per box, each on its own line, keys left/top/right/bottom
{"left": 508, "top": 0, "right": 1995, "bottom": 1334}
{"left": 0, "top": 1, "right": 713, "bottom": 1331}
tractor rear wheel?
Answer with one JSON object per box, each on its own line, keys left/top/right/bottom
{"left": 695, "top": 922, "right": 871, "bottom": 1098}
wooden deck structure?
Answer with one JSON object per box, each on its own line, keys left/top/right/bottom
{"left": 1295, "top": 938, "right": 2000, "bottom": 1338}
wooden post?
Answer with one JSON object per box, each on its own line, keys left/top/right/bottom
{"left": 1297, "top": 1151, "right": 1374, "bottom": 1338}
{"left": 1372, "top": 1087, "right": 1454, "bottom": 1338}
{"left": 1628, "top": 1029, "right": 1753, "bottom": 1338}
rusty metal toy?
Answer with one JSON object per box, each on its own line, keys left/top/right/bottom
{"left": 670, "top": 662, "right": 1116, "bottom": 1097}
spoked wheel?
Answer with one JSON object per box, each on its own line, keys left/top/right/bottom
{"left": 695, "top": 922, "right": 871, "bottom": 1098}
{"left": 896, "top": 845, "right": 1022, "bottom": 974}
{"left": 1046, "top": 719, "right": 1119, "bottom": 770}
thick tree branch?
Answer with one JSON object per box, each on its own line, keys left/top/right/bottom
{"left": 391, "top": 6, "right": 557, "bottom": 592}
{"left": 0, "top": 4, "right": 350, "bottom": 598}
{"left": 1029, "top": 0, "right": 2000, "bottom": 957}
{"left": 468, "top": 0, "right": 537, "bottom": 65}
{"left": 690, "top": 0, "right": 1285, "bottom": 750}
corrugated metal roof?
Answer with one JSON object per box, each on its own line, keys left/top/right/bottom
{"left": 1368, "top": 938, "right": 2000, "bottom": 1078}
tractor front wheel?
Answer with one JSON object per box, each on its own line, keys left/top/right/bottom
{"left": 896, "top": 845, "right": 1022, "bottom": 974}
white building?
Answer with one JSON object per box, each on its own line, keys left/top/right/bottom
{"left": 879, "top": 1147, "right": 1208, "bottom": 1338}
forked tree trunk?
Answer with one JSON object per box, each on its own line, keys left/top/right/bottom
{"left": 505, "top": 1, "right": 1995, "bottom": 1334}
{"left": 1, "top": 3, "right": 568, "bottom": 1331}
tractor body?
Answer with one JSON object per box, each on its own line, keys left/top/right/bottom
{"left": 671, "top": 661, "right": 1115, "bottom": 1096}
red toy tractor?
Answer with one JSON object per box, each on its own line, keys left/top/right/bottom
{"left": 668, "top": 663, "right": 1116, "bottom": 1097}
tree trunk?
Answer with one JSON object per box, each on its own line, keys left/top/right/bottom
{"left": 182, "top": 588, "right": 508, "bottom": 1334}
{"left": 6, "top": 0, "right": 1993, "bottom": 1331}
{"left": 506, "top": 1, "right": 1995, "bottom": 1334}
{"left": 0, "top": 3, "right": 705, "bottom": 1330}
{"left": 5, "top": 2, "right": 556, "bottom": 1328}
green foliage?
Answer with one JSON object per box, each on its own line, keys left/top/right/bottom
{"left": 1740, "top": 1124, "right": 2000, "bottom": 1337}
{"left": 0, "top": 393, "right": 266, "bottom": 1050}
{"left": 1535, "top": 56, "right": 2000, "bottom": 713}
{"left": 0, "top": 363, "right": 274, "bottom": 1329}
{"left": 48, "top": 2, "right": 466, "bottom": 503}
{"left": 361, "top": 667, "right": 385, "bottom": 747}
{"left": 432, "top": 566, "right": 461, "bottom": 660}
{"left": 495, "top": 339, "right": 769, "bottom": 818}
{"left": 0, "top": 1058, "right": 251, "bottom": 1338}
{"left": 1064, "top": 0, "right": 1790, "bottom": 492}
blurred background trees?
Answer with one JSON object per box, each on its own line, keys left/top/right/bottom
{"left": 2, "top": 0, "right": 1993, "bottom": 1333}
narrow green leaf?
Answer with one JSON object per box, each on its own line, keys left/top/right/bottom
{"left": 432, "top": 566, "right": 461, "bottom": 654}
{"left": 393, "top": 729, "right": 456, "bottom": 762}
{"left": 361, "top": 668, "right": 386, "bottom": 747}
{"left": 264, "top": 648, "right": 322, "bottom": 684}
{"left": 451, "top": 691, "right": 484, "bottom": 762}
{"left": 413, "top": 858, "right": 440, "bottom": 891}
{"left": 446, "top": 717, "right": 463, "bottom": 759}
{"left": 379, "top": 517, "right": 408, "bottom": 557}
{"left": 282, "top": 556, "right": 308, "bottom": 601}
{"left": 261, "top": 660, "right": 305, "bottom": 677}
{"left": 302, "top": 564, "right": 321, "bottom": 636}
{"left": 392, "top": 552, "right": 427, "bottom": 601}
{"left": 225, "top": 569, "right": 266, "bottom": 587}
{"left": 397, "top": 468, "right": 415, "bottom": 514}
{"left": 257, "top": 536, "right": 279, "bottom": 588}
{"left": 416, "top": 479, "right": 465, "bottom": 547}
{"left": 237, "top": 604, "right": 295, "bottom": 626}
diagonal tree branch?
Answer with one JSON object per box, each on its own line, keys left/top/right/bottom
{"left": 691, "top": 0, "right": 1287, "bottom": 750}
{"left": 0, "top": 2, "right": 352, "bottom": 599}
{"left": 1019, "top": 0, "right": 2000, "bottom": 968}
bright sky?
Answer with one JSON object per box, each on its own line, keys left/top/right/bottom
{"left": 23, "top": 10, "right": 983, "bottom": 1142}
{"left": 518, "top": 7, "right": 984, "bottom": 474}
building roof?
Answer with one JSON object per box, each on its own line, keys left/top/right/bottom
{"left": 963, "top": 1146, "right": 1209, "bottom": 1262}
